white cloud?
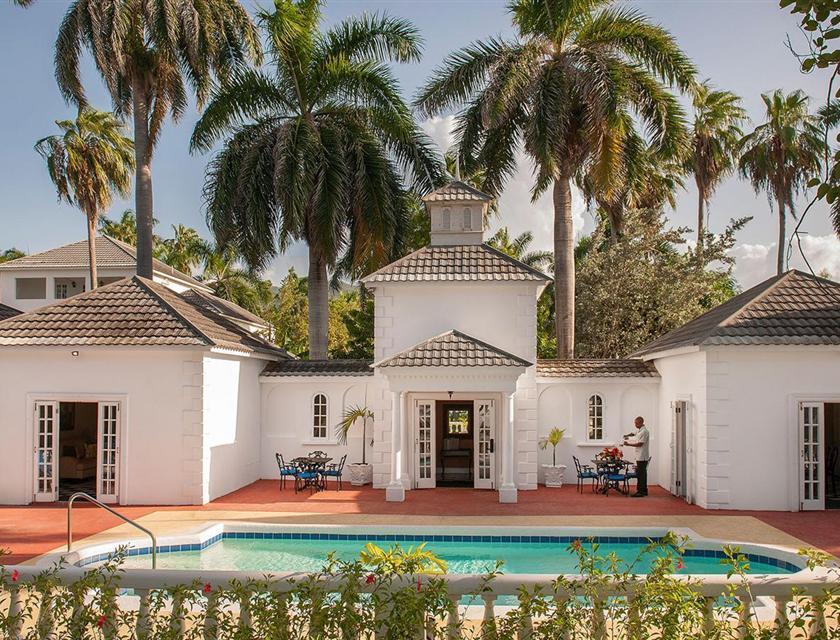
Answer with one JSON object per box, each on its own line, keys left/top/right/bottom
{"left": 730, "top": 234, "right": 840, "bottom": 288}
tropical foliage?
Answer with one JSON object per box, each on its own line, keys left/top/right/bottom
{"left": 192, "top": 0, "right": 444, "bottom": 358}
{"left": 0, "top": 249, "right": 26, "bottom": 264}
{"left": 415, "top": 0, "right": 696, "bottom": 358}
{"left": 53, "top": 0, "right": 260, "bottom": 279}
{"left": 34, "top": 108, "right": 134, "bottom": 289}
{"left": 538, "top": 427, "right": 566, "bottom": 467}
{"left": 336, "top": 405, "right": 374, "bottom": 464}
{"left": 487, "top": 227, "right": 552, "bottom": 271}
{"left": 739, "top": 90, "right": 824, "bottom": 275}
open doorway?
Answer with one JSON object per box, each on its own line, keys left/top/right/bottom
{"left": 827, "top": 403, "right": 840, "bottom": 510}
{"left": 436, "top": 401, "right": 474, "bottom": 487}
{"left": 57, "top": 402, "right": 98, "bottom": 500}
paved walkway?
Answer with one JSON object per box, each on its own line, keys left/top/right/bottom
{"left": 1, "top": 482, "right": 839, "bottom": 564}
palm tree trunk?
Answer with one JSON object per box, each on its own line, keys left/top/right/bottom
{"left": 696, "top": 177, "right": 706, "bottom": 253}
{"left": 87, "top": 212, "right": 98, "bottom": 290}
{"left": 776, "top": 196, "right": 786, "bottom": 275}
{"left": 308, "top": 247, "right": 329, "bottom": 359}
{"left": 132, "top": 76, "right": 154, "bottom": 279}
{"left": 553, "top": 177, "right": 575, "bottom": 359}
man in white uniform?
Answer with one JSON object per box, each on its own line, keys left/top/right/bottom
{"left": 623, "top": 416, "right": 650, "bottom": 497}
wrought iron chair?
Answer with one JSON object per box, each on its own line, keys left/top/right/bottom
{"left": 320, "top": 454, "right": 347, "bottom": 491}
{"left": 573, "top": 456, "right": 599, "bottom": 493}
{"left": 603, "top": 461, "right": 629, "bottom": 496}
{"left": 275, "top": 453, "right": 298, "bottom": 490}
{"left": 623, "top": 463, "right": 638, "bottom": 495}
{"left": 309, "top": 450, "right": 328, "bottom": 459}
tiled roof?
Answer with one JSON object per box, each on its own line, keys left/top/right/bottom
{"left": 362, "top": 244, "right": 551, "bottom": 283}
{"left": 262, "top": 359, "right": 374, "bottom": 377}
{"left": 537, "top": 359, "right": 659, "bottom": 378}
{"left": 179, "top": 288, "right": 268, "bottom": 329}
{"left": 632, "top": 270, "right": 840, "bottom": 357}
{"left": 0, "top": 236, "right": 211, "bottom": 291}
{"left": 422, "top": 181, "right": 493, "bottom": 202}
{"left": 0, "top": 276, "right": 288, "bottom": 357}
{"left": 0, "top": 303, "right": 21, "bottom": 321}
{"left": 375, "top": 330, "right": 532, "bottom": 368}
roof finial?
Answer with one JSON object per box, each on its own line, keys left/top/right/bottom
{"left": 454, "top": 155, "right": 461, "bottom": 182}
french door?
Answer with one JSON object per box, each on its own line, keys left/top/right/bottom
{"left": 98, "top": 402, "right": 120, "bottom": 503}
{"left": 800, "top": 402, "right": 824, "bottom": 510}
{"left": 414, "top": 400, "right": 435, "bottom": 488}
{"left": 34, "top": 402, "right": 59, "bottom": 502}
{"left": 671, "top": 401, "right": 688, "bottom": 498}
{"left": 474, "top": 399, "right": 496, "bottom": 489}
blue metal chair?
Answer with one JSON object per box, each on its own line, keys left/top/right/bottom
{"left": 275, "top": 453, "right": 298, "bottom": 490}
{"left": 320, "top": 454, "right": 347, "bottom": 491}
{"left": 573, "top": 456, "right": 599, "bottom": 493}
{"left": 623, "top": 463, "right": 638, "bottom": 494}
{"left": 603, "top": 462, "right": 628, "bottom": 496}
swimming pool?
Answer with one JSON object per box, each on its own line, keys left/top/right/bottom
{"left": 77, "top": 526, "right": 803, "bottom": 575}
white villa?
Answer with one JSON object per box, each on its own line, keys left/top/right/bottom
{"left": 0, "top": 182, "right": 838, "bottom": 512}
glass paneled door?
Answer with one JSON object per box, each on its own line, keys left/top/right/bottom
{"left": 474, "top": 399, "right": 496, "bottom": 489}
{"left": 98, "top": 402, "right": 120, "bottom": 503}
{"left": 415, "top": 400, "right": 435, "bottom": 488}
{"left": 800, "top": 402, "right": 824, "bottom": 510}
{"left": 34, "top": 401, "right": 59, "bottom": 502}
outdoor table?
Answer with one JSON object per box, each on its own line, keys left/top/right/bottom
{"left": 292, "top": 456, "right": 333, "bottom": 492}
{"left": 591, "top": 459, "right": 631, "bottom": 496}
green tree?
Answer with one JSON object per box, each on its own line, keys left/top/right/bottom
{"left": 416, "top": 0, "right": 695, "bottom": 357}
{"left": 99, "top": 210, "right": 139, "bottom": 245}
{"left": 271, "top": 268, "right": 310, "bottom": 356}
{"left": 330, "top": 290, "right": 374, "bottom": 359}
{"left": 35, "top": 108, "right": 134, "bottom": 289}
{"left": 192, "top": 0, "right": 444, "bottom": 359}
{"left": 487, "top": 227, "right": 552, "bottom": 271}
{"left": 158, "top": 225, "right": 207, "bottom": 275}
{"left": 54, "top": 0, "right": 260, "bottom": 280}
{"left": 739, "top": 89, "right": 824, "bottom": 275}
{"left": 201, "top": 244, "right": 274, "bottom": 317}
{"left": 0, "top": 249, "right": 26, "bottom": 264}
{"left": 687, "top": 81, "right": 747, "bottom": 249}
{"left": 574, "top": 212, "right": 746, "bottom": 358}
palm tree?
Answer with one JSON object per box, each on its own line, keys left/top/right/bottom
{"left": 687, "top": 81, "right": 746, "bottom": 250}
{"left": 488, "top": 227, "right": 552, "bottom": 271}
{"left": 739, "top": 90, "right": 824, "bottom": 275}
{"left": 99, "top": 210, "right": 140, "bottom": 245}
{"left": 35, "top": 108, "right": 134, "bottom": 289}
{"left": 158, "top": 225, "right": 207, "bottom": 275}
{"left": 416, "top": 0, "right": 695, "bottom": 358}
{"left": 192, "top": 0, "right": 444, "bottom": 359}
{"left": 201, "top": 243, "right": 274, "bottom": 316}
{"left": 53, "top": 0, "right": 261, "bottom": 280}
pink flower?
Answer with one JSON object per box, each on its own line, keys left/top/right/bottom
{"left": 96, "top": 615, "right": 106, "bottom": 628}
{"left": 365, "top": 574, "right": 375, "bottom": 585}
{"left": 203, "top": 583, "right": 212, "bottom": 594}
{"left": 677, "top": 559, "right": 684, "bottom": 570}
{"left": 571, "top": 539, "right": 582, "bottom": 550}
{"left": 11, "top": 569, "right": 19, "bottom": 583}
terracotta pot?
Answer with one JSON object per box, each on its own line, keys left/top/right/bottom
{"left": 348, "top": 463, "right": 373, "bottom": 486}
{"left": 542, "top": 464, "right": 567, "bottom": 488}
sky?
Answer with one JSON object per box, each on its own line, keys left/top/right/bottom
{"left": 1, "top": 0, "right": 839, "bottom": 289}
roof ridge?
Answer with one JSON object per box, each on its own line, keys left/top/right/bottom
{"left": 448, "top": 328, "right": 532, "bottom": 365}
{"left": 132, "top": 276, "right": 215, "bottom": 346}
{"left": 102, "top": 235, "right": 140, "bottom": 262}
{"left": 480, "top": 243, "right": 553, "bottom": 281}
{"left": 373, "top": 328, "right": 531, "bottom": 368}
{"left": 716, "top": 271, "right": 793, "bottom": 329}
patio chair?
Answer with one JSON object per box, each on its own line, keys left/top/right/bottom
{"left": 623, "top": 463, "right": 638, "bottom": 495}
{"left": 320, "top": 454, "right": 347, "bottom": 491}
{"left": 604, "top": 464, "right": 628, "bottom": 497}
{"left": 275, "top": 453, "right": 299, "bottom": 490}
{"left": 573, "top": 456, "right": 599, "bottom": 493}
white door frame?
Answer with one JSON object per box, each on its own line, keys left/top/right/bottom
{"left": 33, "top": 401, "right": 59, "bottom": 502}
{"left": 799, "top": 401, "right": 825, "bottom": 511}
{"left": 26, "top": 393, "right": 127, "bottom": 503}
{"left": 788, "top": 394, "right": 840, "bottom": 511}
{"left": 414, "top": 399, "right": 436, "bottom": 489}
{"left": 97, "top": 402, "right": 121, "bottom": 503}
{"left": 474, "top": 398, "right": 496, "bottom": 489}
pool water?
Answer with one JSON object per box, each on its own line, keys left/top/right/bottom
{"left": 112, "top": 536, "right": 797, "bottom": 575}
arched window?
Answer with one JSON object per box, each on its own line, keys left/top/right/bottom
{"left": 462, "top": 207, "right": 472, "bottom": 230}
{"left": 441, "top": 208, "right": 451, "bottom": 230}
{"left": 587, "top": 394, "right": 604, "bottom": 441}
{"left": 312, "top": 394, "right": 328, "bottom": 439}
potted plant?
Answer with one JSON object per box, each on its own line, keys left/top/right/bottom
{"left": 336, "top": 405, "right": 374, "bottom": 486}
{"left": 538, "top": 427, "right": 567, "bottom": 488}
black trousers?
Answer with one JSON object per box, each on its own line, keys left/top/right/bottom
{"left": 635, "top": 460, "right": 649, "bottom": 495}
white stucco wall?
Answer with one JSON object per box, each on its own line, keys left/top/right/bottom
{"left": 536, "top": 379, "right": 659, "bottom": 484}
{"left": 0, "top": 268, "right": 134, "bottom": 312}
{"left": 259, "top": 376, "right": 376, "bottom": 484}
{"left": 0, "top": 346, "right": 204, "bottom": 505}
{"left": 202, "top": 353, "right": 265, "bottom": 502}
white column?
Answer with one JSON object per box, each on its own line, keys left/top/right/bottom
{"left": 386, "top": 390, "right": 405, "bottom": 502}
{"left": 499, "top": 392, "right": 518, "bottom": 503}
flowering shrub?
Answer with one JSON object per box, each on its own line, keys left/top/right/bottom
{"left": 596, "top": 446, "right": 623, "bottom": 461}
{"left": 0, "top": 535, "right": 837, "bottom": 639}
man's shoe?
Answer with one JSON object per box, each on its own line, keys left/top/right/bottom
{"left": 631, "top": 492, "right": 645, "bottom": 497}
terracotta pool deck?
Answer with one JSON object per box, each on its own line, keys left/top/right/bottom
{"left": 2, "top": 481, "right": 839, "bottom": 565}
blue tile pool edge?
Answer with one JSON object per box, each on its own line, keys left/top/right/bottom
{"left": 75, "top": 532, "right": 802, "bottom": 573}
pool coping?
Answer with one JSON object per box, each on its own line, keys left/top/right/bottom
{"left": 36, "top": 522, "right": 812, "bottom": 576}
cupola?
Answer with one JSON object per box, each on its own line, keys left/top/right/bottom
{"left": 421, "top": 181, "right": 494, "bottom": 246}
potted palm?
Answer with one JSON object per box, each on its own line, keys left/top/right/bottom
{"left": 336, "top": 405, "right": 374, "bottom": 486}
{"left": 539, "top": 427, "right": 568, "bottom": 488}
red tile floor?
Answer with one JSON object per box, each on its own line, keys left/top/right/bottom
{"left": 1, "top": 481, "right": 839, "bottom": 565}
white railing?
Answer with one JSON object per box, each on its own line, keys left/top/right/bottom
{"left": 2, "top": 565, "right": 838, "bottom": 639}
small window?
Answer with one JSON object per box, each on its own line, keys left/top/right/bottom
{"left": 441, "top": 208, "right": 451, "bottom": 230}
{"left": 55, "top": 283, "right": 68, "bottom": 299}
{"left": 15, "top": 277, "right": 46, "bottom": 300}
{"left": 312, "top": 394, "right": 328, "bottom": 440}
{"left": 587, "top": 394, "right": 604, "bottom": 441}
{"left": 462, "top": 207, "right": 472, "bottom": 230}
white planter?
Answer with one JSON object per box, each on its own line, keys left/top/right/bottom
{"left": 348, "top": 463, "right": 373, "bottom": 486}
{"left": 542, "top": 464, "right": 567, "bottom": 488}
